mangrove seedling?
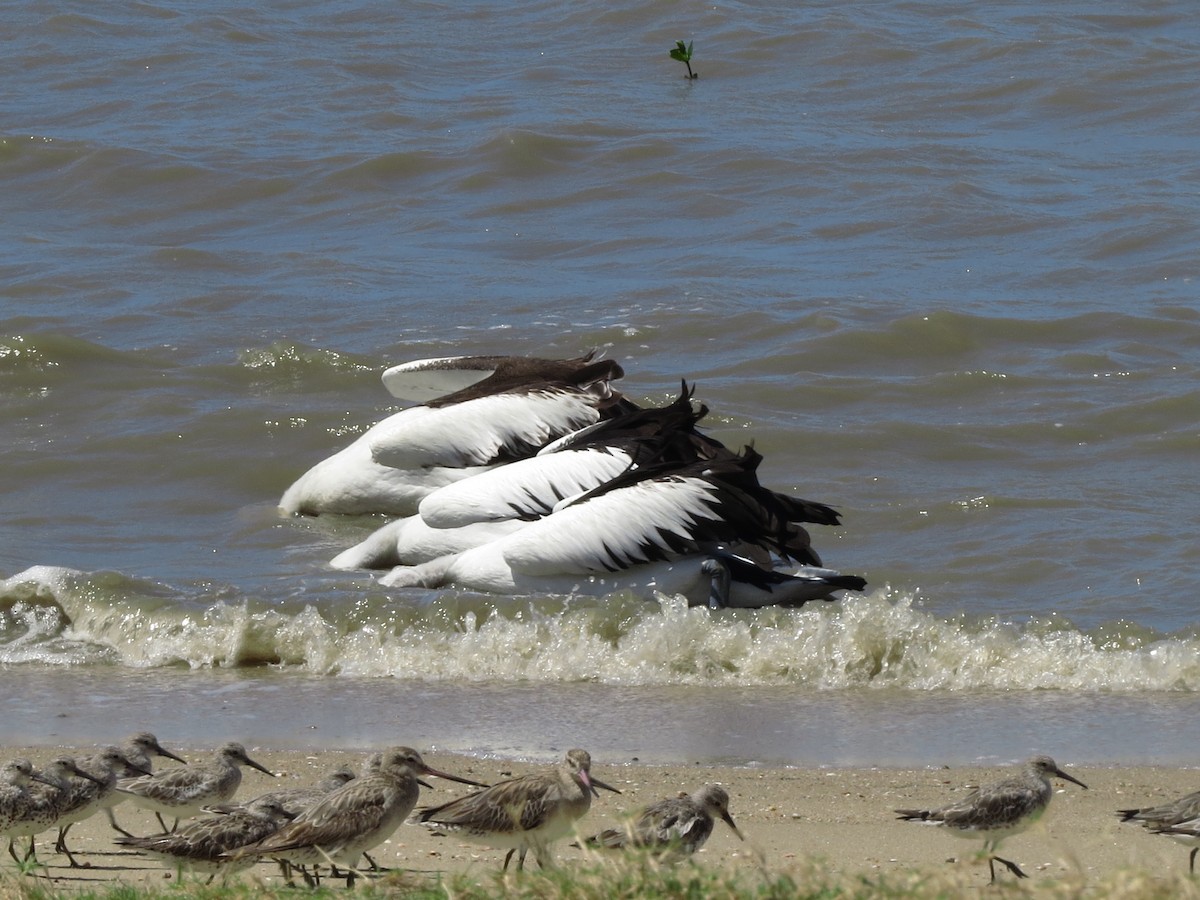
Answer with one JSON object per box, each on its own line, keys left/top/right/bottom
{"left": 670, "top": 40, "right": 698, "bottom": 79}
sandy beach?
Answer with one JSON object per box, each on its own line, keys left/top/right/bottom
{"left": 2, "top": 743, "right": 1197, "bottom": 890}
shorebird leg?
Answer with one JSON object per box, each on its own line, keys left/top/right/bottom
{"left": 990, "top": 854, "right": 1027, "bottom": 880}
{"left": 702, "top": 557, "right": 731, "bottom": 609}
{"left": 57, "top": 838, "right": 81, "bottom": 868}
{"left": 299, "top": 865, "right": 317, "bottom": 888}
{"left": 502, "top": 847, "right": 531, "bottom": 871}
{"left": 105, "top": 807, "right": 136, "bottom": 837}
{"left": 1191, "top": 847, "right": 1198, "bottom": 874}
{"left": 362, "top": 850, "right": 380, "bottom": 870}
{"left": 7, "top": 839, "right": 21, "bottom": 864}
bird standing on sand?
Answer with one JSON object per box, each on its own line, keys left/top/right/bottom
{"left": 9, "top": 758, "right": 104, "bottom": 866}
{"left": 1118, "top": 788, "right": 1200, "bottom": 872}
{"left": 56, "top": 746, "right": 152, "bottom": 861}
{"left": 116, "top": 797, "right": 296, "bottom": 882}
{"left": 584, "top": 783, "right": 743, "bottom": 860}
{"left": 2, "top": 759, "right": 57, "bottom": 864}
{"left": 116, "top": 742, "right": 275, "bottom": 832}
{"left": 895, "top": 755, "right": 1087, "bottom": 882}
{"left": 233, "top": 746, "right": 486, "bottom": 887}
{"left": 414, "top": 748, "right": 621, "bottom": 871}
{"left": 100, "top": 732, "right": 187, "bottom": 836}
{"left": 207, "top": 765, "right": 357, "bottom": 819}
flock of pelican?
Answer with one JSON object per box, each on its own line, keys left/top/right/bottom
{"left": 280, "top": 351, "right": 867, "bottom": 609}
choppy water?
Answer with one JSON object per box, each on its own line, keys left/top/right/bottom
{"left": 2, "top": 0, "right": 1199, "bottom": 765}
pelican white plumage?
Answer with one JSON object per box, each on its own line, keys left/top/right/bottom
{"left": 376, "top": 449, "right": 866, "bottom": 608}
{"left": 418, "top": 383, "right": 720, "bottom": 528}
{"left": 331, "top": 385, "right": 721, "bottom": 570}
{"left": 279, "top": 352, "right": 628, "bottom": 516}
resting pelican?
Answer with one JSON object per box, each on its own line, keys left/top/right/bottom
{"left": 279, "top": 352, "right": 628, "bottom": 516}
{"left": 331, "top": 385, "right": 725, "bottom": 570}
{"left": 377, "top": 449, "right": 865, "bottom": 608}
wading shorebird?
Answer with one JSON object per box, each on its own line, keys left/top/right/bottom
{"left": 116, "top": 797, "right": 296, "bottom": 882}
{"left": 232, "top": 746, "right": 486, "bottom": 887}
{"left": 116, "top": 742, "right": 275, "bottom": 832}
{"left": 1118, "top": 788, "right": 1200, "bottom": 873}
{"left": 206, "top": 765, "right": 357, "bottom": 819}
{"left": 2, "top": 759, "right": 58, "bottom": 864}
{"left": 895, "top": 755, "right": 1087, "bottom": 882}
{"left": 584, "top": 784, "right": 743, "bottom": 860}
{"left": 50, "top": 748, "right": 149, "bottom": 866}
{"left": 9, "top": 758, "right": 105, "bottom": 866}
{"left": 99, "top": 732, "right": 188, "bottom": 837}
{"left": 414, "top": 748, "right": 621, "bottom": 871}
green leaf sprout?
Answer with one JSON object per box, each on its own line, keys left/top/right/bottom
{"left": 670, "top": 40, "right": 697, "bottom": 79}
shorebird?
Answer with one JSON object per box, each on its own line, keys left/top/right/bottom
{"left": 414, "top": 748, "right": 621, "bottom": 871}
{"left": 7, "top": 758, "right": 104, "bottom": 866}
{"left": 116, "top": 797, "right": 296, "bottom": 881}
{"left": 233, "top": 747, "right": 486, "bottom": 887}
{"left": 584, "top": 784, "right": 743, "bottom": 860}
{"left": 1117, "top": 789, "right": 1200, "bottom": 872}
{"left": 205, "top": 765, "right": 359, "bottom": 882}
{"left": 1143, "top": 818, "right": 1200, "bottom": 874}
{"left": 280, "top": 352, "right": 629, "bottom": 516}
{"left": 2, "top": 758, "right": 57, "bottom": 864}
{"left": 896, "top": 755, "right": 1087, "bottom": 881}
{"left": 100, "top": 732, "right": 188, "bottom": 836}
{"left": 207, "top": 765, "right": 357, "bottom": 819}
{"left": 116, "top": 742, "right": 275, "bottom": 832}
{"left": 55, "top": 746, "right": 152, "bottom": 860}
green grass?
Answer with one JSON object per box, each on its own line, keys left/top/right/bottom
{"left": 4, "top": 857, "right": 1200, "bottom": 900}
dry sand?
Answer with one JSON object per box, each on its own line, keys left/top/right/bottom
{"left": 3, "top": 744, "right": 1197, "bottom": 889}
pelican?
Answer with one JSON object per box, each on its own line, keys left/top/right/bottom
{"left": 280, "top": 352, "right": 629, "bottom": 517}
{"left": 330, "top": 384, "right": 723, "bottom": 570}
{"left": 377, "top": 448, "right": 866, "bottom": 608}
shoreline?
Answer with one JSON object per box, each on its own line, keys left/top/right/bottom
{"left": 2, "top": 744, "right": 1196, "bottom": 888}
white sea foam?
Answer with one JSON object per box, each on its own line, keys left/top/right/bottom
{"left": 4, "top": 566, "right": 1199, "bottom": 692}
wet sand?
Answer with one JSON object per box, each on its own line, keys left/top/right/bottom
{"left": 3, "top": 745, "right": 1196, "bottom": 889}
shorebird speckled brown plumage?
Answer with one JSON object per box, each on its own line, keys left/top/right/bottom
{"left": 8, "top": 758, "right": 103, "bottom": 866}
{"left": 55, "top": 747, "right": 150, "bottom": 864}
{"left": 116, "top": 742, "right": 275, "bottom": 831}
{"left": 2, "top": 759, "right": 57, "bottom": 864}
{"left": 414, "top": 748, "right": 621, "bottom": 870}
{"left": 101, "top": 732, "right": 188, "bottom": 836}
{"left": 117, "top": 797, "right": 296, "bottom": 881}
{"left": 896, "top": 755, "right": 1088, "bottom": 881}
{"left": 585, "top": 783, "right": 743, "bottom": 860}
{"left": 1118, "top": 787, "right": 1200, "bottom": 873}
{"left": 233, "top": 746, "right": 485, "bottom": 887}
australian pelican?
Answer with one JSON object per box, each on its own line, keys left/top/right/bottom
{"left": 331, "top": 384, "right": 724, "bottom": 569}
{"left": 279, "top": 352, "right": 628, "bottom": 516}
{"left": 375, "top": 447, "right": 865, "bottom": 608}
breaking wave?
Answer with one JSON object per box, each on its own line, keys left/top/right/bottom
{"left": 4, "top": 565, "right": 1198, "bottom": 691}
